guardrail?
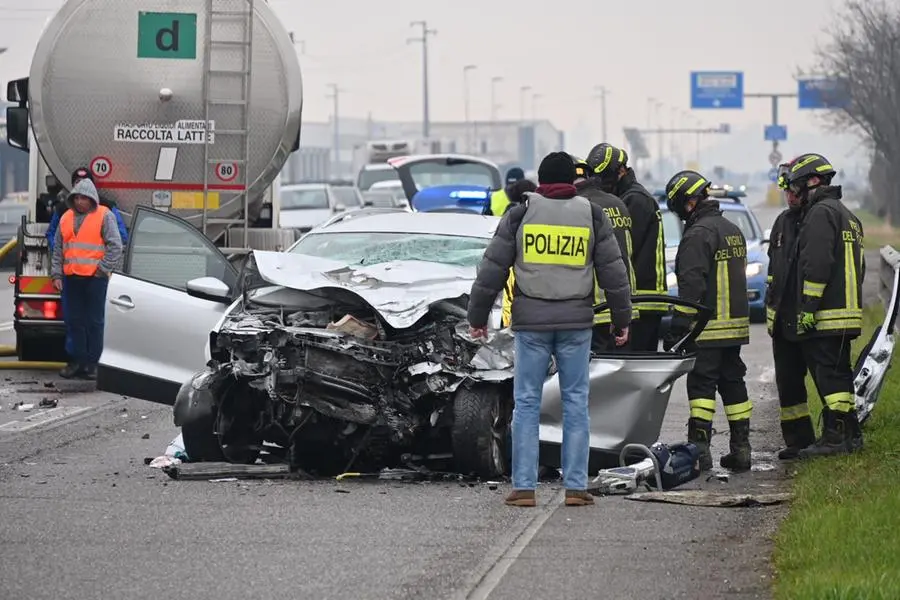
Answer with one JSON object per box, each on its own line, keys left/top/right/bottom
{"left": 879, "top": 245, "right": 900, "bottom": 308}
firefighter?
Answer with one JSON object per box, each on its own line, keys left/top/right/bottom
{"left": 662, "top": 170, "right": 751, "bottom": 472}
{"left": 773, "top": 153, "right": 865, "bottom": 459}
{"left": 572, "top": 153, "right": 638, "bottom": 351}
{"left": 766, "top": 161, "right": 818, "bottom": 458}
{"left": 586, "top": 143, "right": 667, "bottom": 350}
{"left": 487, "top": 167, "right": 526, "bottom": 216}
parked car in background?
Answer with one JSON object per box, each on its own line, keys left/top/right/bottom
{"left": 0, "top": 200, "right": 28, "bottom": 269}
{"left": 356, "top": 163, "right": 401, "bottom": 191}
{"left": 387, "top": 154, "right": 501, "bottom": 214}
{"left": 279, "top": 181, "right": 366, "bottom": 233}
{"left": 654, "top": 186, "right": 768, "bottom": 324}
{"left": 362, "top": 188, "right": 410, "bottom": 210}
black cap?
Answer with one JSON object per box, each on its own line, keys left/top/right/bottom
{"left": 71, "top": 167, "right": 94, "bottom": 185}
{"left": 537, "top": 152, "right": 576, "bottom": 185}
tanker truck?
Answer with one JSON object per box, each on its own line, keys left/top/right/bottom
{"left": 3, "top": 0, "right": 303, "bottom": 361}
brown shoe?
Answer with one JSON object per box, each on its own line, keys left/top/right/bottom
{"left": 505, "top": 489, "right": 536, "bottom": 507}
{"left": 564, "top": 489, "right": 595, "bottom": 506}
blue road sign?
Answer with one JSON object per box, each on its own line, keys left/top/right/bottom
{"left": 768, "top": 167, "right": 779, "bottom": 183}
{"left": 764, "top": 124, "right": 787, "bottom": 142}
{"left": 690, "top": 71, "right": 744, "bottom": 109}
{"left": 798, "top": 78, "right": 850, "bottom": 109}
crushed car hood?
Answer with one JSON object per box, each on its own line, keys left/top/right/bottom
{"left": 249, "top": 250, "right": 478, "bottom": 330}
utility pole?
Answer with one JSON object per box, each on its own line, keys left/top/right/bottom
{"left": 519, "top": 85, "right": 531, "bottom": 123}
{"left": 327, "top": 83, "right": 343, "bottom": 179}
{"left": 287, "top": 32, "right": 305, "bottom": 54}
{"left": 670, "top": 107, "right": 678, "bottom": 167}
{"left": 594, "top": 86, "right": 609, "bottom": 141}
{"left": 532, "top": 93, "right": 542, "bottom": 123}
{"left": 463, "top": 65, "right": 477, "bottom": 153}
{"left": 409, "top": 21, "right": 437, "bottom": 140}
{"left": 491, "top": 76, "right": 503, "bottom": 122}
{"left": 653, "top": 99, "right": 664, "bottom": 178}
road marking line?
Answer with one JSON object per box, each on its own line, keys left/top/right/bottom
{"left": 154, "top": 147, "right": 178, "bottom": 181}
{"left": 0, "top": 406, "right": 91, "bottom": 433}
{"left": 464, "top": 488, "right": 565, "bottom": 600}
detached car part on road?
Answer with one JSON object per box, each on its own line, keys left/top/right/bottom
{"left": 98, "top": 207, "right": 709, "bottom": 477}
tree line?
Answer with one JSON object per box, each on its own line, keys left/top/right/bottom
{"left": 813, "top": 1, "right": 900, "bottom": 223}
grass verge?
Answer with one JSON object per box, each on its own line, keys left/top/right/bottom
{"left": 857, "top": 209, "right": 900, "bottom": 248}
{"left": 773, "top": 305, "right": 900, "bottom": 599}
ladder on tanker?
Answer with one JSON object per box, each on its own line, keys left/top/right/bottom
{"left": 200, "top": 0, "right": 254, "bottom": 248}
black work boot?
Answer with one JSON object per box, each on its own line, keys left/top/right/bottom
{"left": 798, "top": 409, "right": 862, "bottom": 459}
{"left": 720, "top": 420, "right": 752, "bottom": 471}
{"left": 80, "top": 365, "right": 97, "bottom": 381}
{"left": 687, "top": 417, "right": 714, "bottom": 472}
{"left": 59, "top": 363, "right": 83, "bottom": 379}
{"left": 777, "top": 417, "right": 816, "bottom": 460}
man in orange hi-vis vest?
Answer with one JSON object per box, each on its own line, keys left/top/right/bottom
{"left": 50, "top": 178, "right": 123, "bottom": 380}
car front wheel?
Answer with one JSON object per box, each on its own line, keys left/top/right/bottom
{"left": 451, "top": 384, "right": 510, "bottom": 478}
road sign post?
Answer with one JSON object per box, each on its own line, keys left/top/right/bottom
{"left": 764, "top": 124, "right": 787, "bottom": 142}
{"left": 90, "top": 156, "right": 113, "bottom": 179}
{"left": 690, "top": 71, "right": 744, "bottom": 109}
{"left": 768, "top": 167, "right": 779, "bottom": 182}
{"left": 769, "top": 149, "right": 783, "bottom": 166}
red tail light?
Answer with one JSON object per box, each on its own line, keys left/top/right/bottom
{"left": 16, "top": 300, "right": 60, "bottom": 320}
{"left": 8, "top": 275, "right": 15, "bottom": 284}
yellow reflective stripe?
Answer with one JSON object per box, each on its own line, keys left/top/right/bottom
{"left": 655, "top": 215, "right": 666, "bottom": 292}
{"left": 791, "top": 155, "right": 820, "bottom": 172}
{"left": 697, "top": 326, "right": 749, "bottom": 341}
{"left": 501, "top": 269, "right": 513, "bottom": 328}
{"left": 802, "top": 279, "right": 826, "bottom": 298}
{"left": 689, "top": 398, "right": 716, "bottom": 420}
{"left": 724, "top": 400, "right": 752, "bottom": 421}
{"left": 626, "top": 231, "right": 637, "bottom": 291}
{"left": 716, "top": 259, "right": 729, "bottom": 320}
{"left": 704, "top": 317, "right": 750, "bottom": 330}
{"left": 766, "top": 275, "right": 773, "bottom": 283}
{"left": 845, "top": 240, "right": 859, "bottom": 310}
{"left": 824, "top": 392, "right": 853, "bottom": 413}
{"left": 674, "top": 305, "right": 698, "bottom": 316}
{"left": 522, "top": 224, "right": 591, "bottom": 266}
{"left": 686, "top": 178, "right": 707, "bottom": 195}
{"left": 592, "top": 146, "right": 614, "bottom": 174}
{"left": 815, "top": 308, "right": 862, "bottom": 320}
{"left": 766, "top": 307, "right": 775, "bottom": 334}
{"left": 781, "top": 404, "right": 810, "bottom": 421}
{"left": 816, "top": 318, "right": 861, "bottom": 331}
{"left": 815, "top": 163, "right": 833, "bottom": 172}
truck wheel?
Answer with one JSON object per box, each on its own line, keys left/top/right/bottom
{"left": 181, "top": 419, "right": 226, "bottom": 463}
{"left": 452, "top": 384, "right": 510, "bottom": 478}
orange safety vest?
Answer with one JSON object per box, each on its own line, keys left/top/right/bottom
{"left": 60, "top": 205, "right": 109, "bottom": 277}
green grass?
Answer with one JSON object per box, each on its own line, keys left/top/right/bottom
{"left": 857, "top": 209, "right": 900, "bottom": 248}
{"left": 773, "top": 305, "right": 900, "bottom": 599}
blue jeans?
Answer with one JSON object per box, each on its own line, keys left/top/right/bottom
{"left": 64, "top": 275, "right": 109, "bottom": 366}
{"left": 512, "top": 328, "right": 593, "bottom": 491}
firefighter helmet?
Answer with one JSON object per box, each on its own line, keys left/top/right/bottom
{"left": 586, "top": 143, "right": 628, "bottom": 177}
{"left": 665, "top": 170, "right": 711, "bottom": 220}
{"left": 784, "top": 153, "right": 836, "bottom": 189}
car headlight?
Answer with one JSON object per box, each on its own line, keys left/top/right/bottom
{"left": 666, "top": 271, "right": 678, "bottom": 289}
{"left": 746, "top": 262, "right": 763, "bottom": 278}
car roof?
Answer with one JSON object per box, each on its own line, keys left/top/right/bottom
{"left": 360, "top": 163, "right": 395, "bottom": 171}
{"left": 305, "top": 211, "right": 500, "bottom": 238}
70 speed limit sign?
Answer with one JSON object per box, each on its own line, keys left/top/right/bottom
{"left": 215, "top": 162, "right": 239, "bottom": 182}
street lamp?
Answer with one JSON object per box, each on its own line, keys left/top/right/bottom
{"left": 463, "top": 65, "right": 477, "bottom": 153}
{"left": 594, "top": 86, "right": 609, "bottom": 141}
{"left": 490, "top": 76, "right": 503, "bottom": 122}
{"left": 532, "top": 93, "right": 542, "bottom": 123}
{"left": 519, "top": 85, "right": 531, "bottom": 123}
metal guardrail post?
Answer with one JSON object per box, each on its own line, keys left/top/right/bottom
{"left": 879, "top": 246, "right": 900, "bottom": 309}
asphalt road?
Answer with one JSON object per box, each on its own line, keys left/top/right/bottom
{"left": 0, "top": 197, "right": 884, "bottom": 600}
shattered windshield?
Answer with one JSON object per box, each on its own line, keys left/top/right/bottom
{"left": 289, "top": 231, "right": 490, "bottom": 267}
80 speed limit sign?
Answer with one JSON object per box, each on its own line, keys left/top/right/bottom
{"left": 215, "top": 162, "right": 239, "bottom": 182}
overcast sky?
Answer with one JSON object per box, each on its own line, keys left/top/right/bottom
{"left": 1, "top": 0, "right": 852, "bottom": 158}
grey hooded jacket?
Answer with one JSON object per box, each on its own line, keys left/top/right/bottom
{"left": 467, "top": 192, "right": 632, "bottom": 331}
{"left": 51, "top": 179, "right": 124, "bottom": 279}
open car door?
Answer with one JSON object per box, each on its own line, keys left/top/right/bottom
{"left": 854, "top": 251, "right": 900, "bottom": 424}
{"left": 97, "top": 207, "right": 238, "bottom": 405}
{"left": 387, "top": 154, "right": 502, "bottom": 211}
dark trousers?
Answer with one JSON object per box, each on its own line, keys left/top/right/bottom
{"left": 686, "top": 346, "right": 751, "bottom": 423}
{"left": 64, "top": 275, "right": 109, "bottom": 366}
{"left": 630, "top": 313, "right": 662, "bottom": 352}
{"left": 591, "top": 325, "right": 629, "bottom": 353}
{"left": 773, "top": 332, "right": 854, "bottom": 419}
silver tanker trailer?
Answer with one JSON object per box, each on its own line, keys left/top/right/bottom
{"left": 3, "top": 0, "right": 304, "bottom": 361}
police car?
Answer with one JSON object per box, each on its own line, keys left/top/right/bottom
{"left": 655, "top": 185, "right": 769, "bottom": 324}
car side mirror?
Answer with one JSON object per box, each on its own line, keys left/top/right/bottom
{"left": 5, "top": 106, "right": 30, "bottom": 151}
{"left": 186, "top": 277, "right": 231, "bottom": 303}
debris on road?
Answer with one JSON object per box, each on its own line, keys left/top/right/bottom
{"left": 147, "top": 456, "right": 181, "bottom": 469}
{"left": 625, "top": 490, "right": 792, "bottom": 507}
{"left": 141, "top": 433, "right": 150, "bottom": 439}
{"left": 589, "top": 442, "right": 700, "bottom": 496}
{"left": 14, "top": 402, "right": 34, "bottom": 412}
{"left": 162, "top": 462, "right": 292, "bottom": 481}
{"left": 39, "top": 398, "right": 58, "bottom": 409}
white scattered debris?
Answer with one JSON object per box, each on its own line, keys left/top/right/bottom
{"left": 148, "top": 456, "right": 182, "bottom": 469}
{"left": 16, "top": 403, "right": 34, "bottom": 412}
{"left": 209, "top": 477, "right": 238, "bottom": 482}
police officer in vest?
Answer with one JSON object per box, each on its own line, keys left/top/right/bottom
{"left": 487, "top": 167, "right": 526, "bottom": 216}
{"left": 775, "top": 153, "right": 865, "bottom": 458}
{"left": 572, "top": 153, "right": 639, "bottom": 351}
{"left": 467, "top": 152, "right": 632, "bottom": 507}
{"left": 662, "top": 170, "right": 752, "bottom": 472}
{"left": 586, "top": 143, "right": 668, "bottom": 351}
{"left": 50, "top": 178, "right": 123, "bottom": 380}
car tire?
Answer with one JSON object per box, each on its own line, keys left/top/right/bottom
{"left": 182, "top": 419, "right": 226, "bottom": 463}
{"left": 451, "top": 384, "right": 509, "bottom": 479}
